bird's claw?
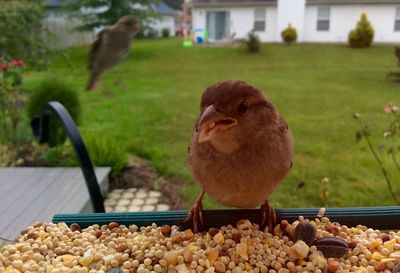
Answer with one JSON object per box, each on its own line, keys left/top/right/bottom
{"left": 260, "top": 200, "right": 276, "bottom": 233}
{"left": 184, "top": 200, "right": 204, "bottom": 233}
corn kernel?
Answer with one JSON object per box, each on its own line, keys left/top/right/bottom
{"left": 236, "top": 243, "right": 249, "bottom": 260}
{"left": 368, "top": 240, "right": 382, "bottom": 250}
{"left": 372, "top": 251, "right": 384, "bottom": 260}
{"left": 291, "top": 240, "right": 310, "bottom": 260}
{"left": 61, "top": 255, "right": 75, "bottom": 263}
{"left": 184, "top": 229, "right": 194, "bottom": 239}
{"left": 207, "top": 249, "right": 219, "bottom": 264}
{"left": 213, "top": 232, "right": 224, "bottom": 244}
{"left": 39, "top": 231, "right": 47, "bottom": 240}
{"left": 79, "top": 255, "right": 93, "bottom": 267}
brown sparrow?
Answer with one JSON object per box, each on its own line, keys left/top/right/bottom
{"left": 187, "top": 80, "right": 293, "bottom": 232}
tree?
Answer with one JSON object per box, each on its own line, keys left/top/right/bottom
{"left": 0, "top": 0, "right": 53, "bottom": 68}
{"left": 67, "top": 0, "right": 160, "bottom": 31}
{"left": 164, "top": 0, "right": 183, "bottom": 10}
{"left": 348, "top": 13, "right": 374, "bottom": 48}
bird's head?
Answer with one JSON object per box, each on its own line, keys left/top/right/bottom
{"left": 117, "top": 15, "right": 141, "bottom": 34}
{"left": 196, "top": 80, "right": 278, "bottom": 154}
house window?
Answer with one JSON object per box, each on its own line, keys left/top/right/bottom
{"left": 254, "top": 9, "right": 266, "bottom": 31}
{"left": 317, "top": 7, "right": 330, "bottom": 31}
{"left": 395, "top": 7, "right": 400, "bottom": 31}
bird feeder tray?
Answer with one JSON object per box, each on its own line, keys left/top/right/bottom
{"left": 53, "top": 207, "right": 400, "bottom": 231}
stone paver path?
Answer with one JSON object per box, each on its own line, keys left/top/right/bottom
{"left": 104, "top": 188, "right": 170, "bottom": 212}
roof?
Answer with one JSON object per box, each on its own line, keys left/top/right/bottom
{"left": 189, "top": 0, "right": 400, "bottom": 7}
{"left": 46, "top": 0, "right": 73, "bottom": 8}
{"left": 152, "top": 2, "right": 177, "bottom": 16}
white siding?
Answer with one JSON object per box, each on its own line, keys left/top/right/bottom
{"left": 192, "top": 6, "right": 277, "bottom": 41}
{"left": 277, "top": 0, "right": 306, "bottom": 41}
{"left": 304, "top": 4, "right": 400, "bottom": 43}
{"left": 152, "top": 16, "right": 176, "bottom": 36}
{"left": 192, "top": 9, "right": 206, "bottom": 33}
{"left": 191, "top": 2, "right": 400, "bottom": 43}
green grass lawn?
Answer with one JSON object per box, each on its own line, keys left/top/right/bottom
{"left": 28, "top": 38, "right": 400, "bottom": 209}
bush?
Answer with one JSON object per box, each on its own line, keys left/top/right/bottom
{"left": 26, "top": 78, "right": 81, "bottom": 147}
{"left": 40, "top": 145, "right": 77, "bottom": 167}
{"left": 388, "top": 46, "right": 400, "bottom": 82}
{"left": 396, "top": 46, "right": 400, "bottom": 65}
{"left": 161, "top": 28, "right": 170, "bottom": 38}
{"left": 348, "top": 13, "right": 374, "bottom": 48}
{"left": 42, "top": 134, "right": 127, "bottom": 177}
{"left": 281, "top": 24, "right": 297, "bottom": 45}
{"left": 83, "top": 134, "right": 128, "bottom": 177}
{"left": 0, "top": 1, "right": 53, "bottom": 69}
{"left": 245, "top": 30, "right": 261, "bottom": 53}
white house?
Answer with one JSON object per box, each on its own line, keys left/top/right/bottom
{"left": 187, "top": 0, "right": 400, "bottom": 43}
{"left": 150, "top": 3, "right": 178, "bottom": 36}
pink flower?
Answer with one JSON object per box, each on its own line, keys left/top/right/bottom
{"left": 1, "top": 64, "right": 8, "bottom": 71}
{"left": 10, "top": 60, "right": 23, "bottom": 67}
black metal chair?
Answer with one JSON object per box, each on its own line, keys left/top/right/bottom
{"left": 31, "top": 101, "right": 105, "bottom": 213}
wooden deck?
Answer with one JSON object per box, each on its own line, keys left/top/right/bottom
{"left": 0, "top": 167, "right": 110, "bottom": 240}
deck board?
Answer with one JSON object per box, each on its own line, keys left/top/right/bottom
{"left": 0, "top": 167, "right": 110, "bottom": 240}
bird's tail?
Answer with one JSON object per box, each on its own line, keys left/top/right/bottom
{"left": 86, "top": 72, "right": 101, "bottom": 91}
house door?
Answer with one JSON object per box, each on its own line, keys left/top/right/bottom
{"left": 206, "top": 11, "right": 230, "bottom": 41}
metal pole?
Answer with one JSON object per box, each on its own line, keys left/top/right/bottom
{"left": 31, "top": 101, "right": 105, "bottom": 213}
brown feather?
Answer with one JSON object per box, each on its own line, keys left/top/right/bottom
{"left": 188, "top": 80, "right": 293, "bottom": 208}
{"left": 86, "top": 16, "right": 140, "bottom": 91}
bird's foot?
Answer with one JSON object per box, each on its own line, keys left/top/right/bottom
{"left": 183, "top": 191, "right": 205, "bottom": 233}
{"left": 184, "top": 200, "right": 204, "bottom": 233}
{"left": 260, "top": 200, "right": 276, "bottom": 233}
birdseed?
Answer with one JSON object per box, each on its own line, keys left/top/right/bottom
{"left": 1, "top": 216, "right": 400, "bottom": 273}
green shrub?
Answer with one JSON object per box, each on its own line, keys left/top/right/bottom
{"left": 26, "top": 78, "right": 81, "bottom": 147}
{"left": 388, "top": 46, "right": 400, "bottom": 82}
{"left": 396, "top": 46, "right": 400, "bottom": 66}
{"left": 40, "top": 145, "right": 77, "bottom": 167}
{"left": 0, "top": 1, "right": 53, "bottom": 69}
{"left": 40, "top": 134, "right": 128, "bottom": 177}
{"left": 83, "top": 134, "right": 128, "bottom": 177}
{"left": 245, "top": 30, "right": 261, "bottom": 53}
{"left": 161, "top": 28, "right": 170, "bottom": 38}
{"left": 348, "top": 13, "right": 374, "bottom": 48}
{"left": 281, "top": 24, "right": 297, "bottom": 45}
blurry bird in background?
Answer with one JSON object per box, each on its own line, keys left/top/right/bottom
{"left": 86, "top": 15, "right": 140, "bottom": 91}
{"left": 187, "top": 80, "right": 293, "bottom": 232}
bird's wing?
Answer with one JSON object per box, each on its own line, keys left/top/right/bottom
{"left": 276, "top": 114, "right": 293, "bottom": 168}
{"left": 88, "top": 28, "right": 110, "bottom": 71}
{"left": 277, "top": 115, "right": 289, "bottom": 134}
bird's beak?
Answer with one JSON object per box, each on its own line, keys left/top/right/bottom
{"left": 197, "top": 105, "right": 238, "bottom": 143}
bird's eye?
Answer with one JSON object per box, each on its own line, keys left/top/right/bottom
{"left": 237, "top": 102, "right": 248, "bottom": 113}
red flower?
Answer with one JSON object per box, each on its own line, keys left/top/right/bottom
{"left": 1, "top": 64, "right": 8, "bottom": 71}
{"left": 10, "top": 60, "right": 23, "bottom": 67}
